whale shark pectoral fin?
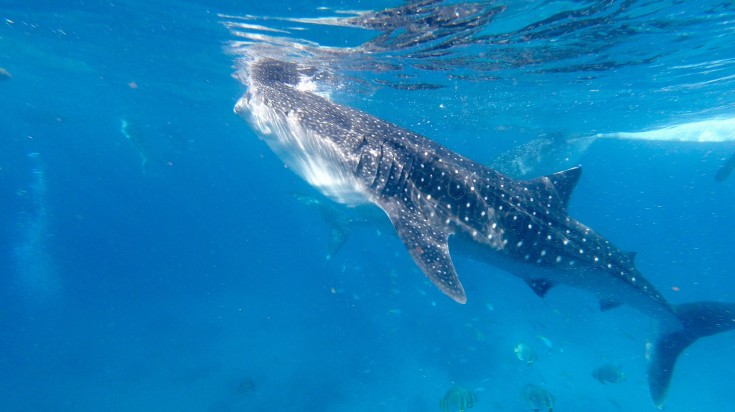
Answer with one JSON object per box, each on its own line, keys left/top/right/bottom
{"left": 326, "top": 225, "right": 350, "bottom": 260}
{"left": 525, "top": 278, "right": 556, "bottom": 298}
{"left": 715, "top": 151, "right": 735, "bottom": 182}
{"left": 385, "top": 204, "right": 466, "bottom": 304}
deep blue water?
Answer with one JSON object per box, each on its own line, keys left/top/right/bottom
{"left": 1, "top": 1, "right": 734, "bottom": 411}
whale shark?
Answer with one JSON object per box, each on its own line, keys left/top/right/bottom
{"left": 235, "top": 58, "right": 735, "bottom": 408}
{"left": 605, "top": 117, "right": 735, "bottom": 143}
{"left": 492, "top": 118, "right": 735, "bottom": 180}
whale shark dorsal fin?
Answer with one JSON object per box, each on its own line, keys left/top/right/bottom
{"left": 626, "top": 251, "right": 637, "bottom": 263}
{"left": 526, "top": 166, "right": 582, "bottom": 213}
{"left": 384, "top": 203, "right": 466, "bottom": 304}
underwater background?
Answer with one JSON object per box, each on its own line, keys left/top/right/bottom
{"left": 1, "top": 1, "right": 734, "bottom": 411}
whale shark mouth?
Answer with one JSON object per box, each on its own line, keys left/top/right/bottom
{"left": 236, "top": 76, "right": 368, "bottom": 206}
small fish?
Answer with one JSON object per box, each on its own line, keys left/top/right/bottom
{"left": 0, "top": 67, "right": 11, "bottom": 81}
{"left": 514, "top": 343, "right": 538, "bottom": 365}
{"left": 439, "top": 385, "right": 475, "bottom": 412}
{"left": 523, "top": 384, "right": 554, "bottom": 412}
{"left": 120, "top": 118, "right": 149, "bottom": 169}
{"left": 592, "top": 364, "right": 626, "bottom": 384}
{"left": 238, "top": 377, "right": 257, "bottom": 395}
{"left": 536, "top": 335, "right": 553, "bottom": 349}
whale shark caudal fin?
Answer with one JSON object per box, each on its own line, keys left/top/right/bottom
{"left": 647, "top": 301, "right": 735, "bottom": 409}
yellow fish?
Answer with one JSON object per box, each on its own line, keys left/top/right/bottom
{"left": 439, "top": 386, "right": 476, "bottom": 412}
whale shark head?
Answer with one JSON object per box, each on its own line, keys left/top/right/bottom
{"left": 236, "top": 59, "right": 368, "bottom": 205}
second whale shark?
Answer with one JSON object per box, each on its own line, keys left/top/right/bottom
{"left": 236, "top": 58, "right": 735, "bottom": 409}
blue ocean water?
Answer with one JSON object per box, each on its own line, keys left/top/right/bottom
{"left": 1, "top": 1, "right": 734, "bottom": 411}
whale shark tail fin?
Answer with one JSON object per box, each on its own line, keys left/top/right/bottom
{"left": 647, "top": 301, "right": 735, "bottom": 409}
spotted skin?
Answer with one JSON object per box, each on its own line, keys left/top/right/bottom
{"left": 239, "top": 58, "right": 663, "bottom": 307}
{"left": 236, "top": 58, "right": 735, "bottom": 408}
